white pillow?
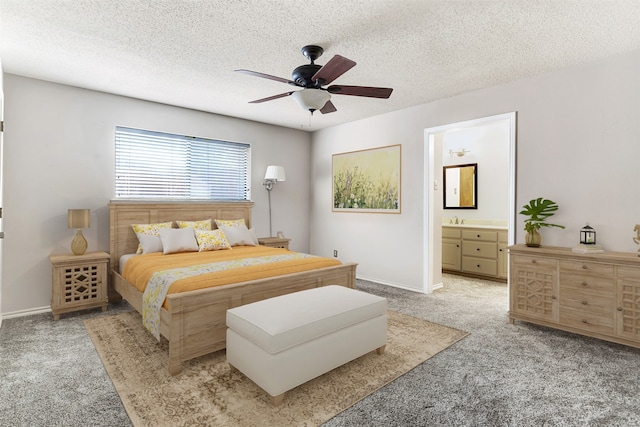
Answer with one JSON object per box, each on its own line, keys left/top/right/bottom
{"left": 248, "top": 227, "right": 259, "bottom": 245}
{"left": 135, "top": 232, "right": 164, "bottom": 254}
{"left": 218, "top": 224, "right": 258, "bottom": 246}
{"left": 158, "top": 228, "right": 199, "bottom": 254}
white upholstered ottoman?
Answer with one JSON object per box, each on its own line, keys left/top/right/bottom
{"left": 226, "top": 285, "right": 387, "bottom": 405}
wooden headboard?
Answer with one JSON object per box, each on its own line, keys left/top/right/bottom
{"left": 108, "top": 200, "right": 254, "bottom": 272}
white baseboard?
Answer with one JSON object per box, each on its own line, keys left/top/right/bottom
{"left": 2, "top": 306, "right": 52, "bottom": 320}
{"left": 356, "top": 275, "right": 427, "bottom": 294}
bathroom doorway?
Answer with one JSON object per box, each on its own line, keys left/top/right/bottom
{"left": 423, "top": 112, "right": 517, "bottom": 293}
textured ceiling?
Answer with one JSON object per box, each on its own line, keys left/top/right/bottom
{"left": 2, "top": 1, "right": 640, "bottom": 132}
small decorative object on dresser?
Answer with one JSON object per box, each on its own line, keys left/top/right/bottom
{"left": 634, "top": 224, "right": 640, "bottom": 256}
{"left": 519, "top": 198, "right": 565, "bottom": 247}
{"left": 572, "top": 223, "right": 604, "bottom": 253}
{"left": 258, "top": 236, "right": 290, "bottom": 250}
{"left": 50, "top": 251, "right": 109, "bottom": 320}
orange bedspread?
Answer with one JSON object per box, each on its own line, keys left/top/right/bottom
{"left": 122, "top": 246, "right": 342, "bottom": 295}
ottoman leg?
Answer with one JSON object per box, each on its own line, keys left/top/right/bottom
{"left": 270, "top": 392, "right": 285, "bottom": 406}
{"left": 376, "top": 344, "right": 386, "bottom": 355}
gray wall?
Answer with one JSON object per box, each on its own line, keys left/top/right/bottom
{"left": 311, "top": 48, "right": 640, "bottom": 292}
{"left": 1, "top": 75, "right": 311, "bottom": 314}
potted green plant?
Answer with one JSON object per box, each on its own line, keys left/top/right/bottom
{"left": 519, "top": 198, "right": 565, "bottom": 247}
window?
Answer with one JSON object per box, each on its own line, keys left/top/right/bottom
{"left": 115, "top": 127, "right": 250, "bottom": 200}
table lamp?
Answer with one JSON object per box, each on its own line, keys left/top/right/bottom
{"left": 68, "top": 209, "right": 90, "bottom": 255}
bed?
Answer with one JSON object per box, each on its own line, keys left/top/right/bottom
{"left": 109, "top": 200, "right": 357, "bottom": 375}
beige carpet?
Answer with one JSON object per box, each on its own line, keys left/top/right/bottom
{"left": 84, "top": 310, "right": 467, "bottom": 426}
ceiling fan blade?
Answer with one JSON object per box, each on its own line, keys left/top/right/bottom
{"left": 235, "top": 69, "right": 295, "bottom": 85}
{"left": 319, "top": 100, "right": 337, "bottom": 114}
{"left": 248, "top": 91, "right": 294, "bottom": 104}
{"left": 327, "top": 85, "right": 393, "bottom": 99}
{"left": 311, "top": 55, "right": 356, "bottom": 85}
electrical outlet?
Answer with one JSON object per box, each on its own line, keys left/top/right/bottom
{"left": 333, "top": 250, "right": 338, "bottom": 257}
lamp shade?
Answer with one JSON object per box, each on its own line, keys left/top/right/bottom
{"left": 68, "top": 209, "right": 90, "bottom": 229}
{"left": 264, "top": 166, "right": 286, "bottom": 182}
{"left": 291, "top": 89, "right": 331, "bottom": 112}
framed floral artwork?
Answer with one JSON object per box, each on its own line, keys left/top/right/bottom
{"left": 332, "top": 144, "right": 401, "bottom": 213}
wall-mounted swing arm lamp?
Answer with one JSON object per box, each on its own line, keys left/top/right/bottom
{"left": 68, "top": 209, "right": 90, "bottom": 255}
{"left": 262, "top": 166, "right": 286, "bottom": 237}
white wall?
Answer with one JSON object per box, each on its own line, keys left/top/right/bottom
{"left": 442, "top": 120, "right": 510, "bottom": 222}
{"left": 311, "top": 48, "right": 640, "bottom": 292}
{"left": 0, "top": 58, "right": 4, "bottom": 324}
{"left": 1, "top": 75, "right": 311, "bottom": 314}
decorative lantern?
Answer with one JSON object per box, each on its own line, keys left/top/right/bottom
{"left": 580, "top": 223, "right": 596, "bottom": 245}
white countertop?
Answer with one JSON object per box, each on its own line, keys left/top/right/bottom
{"left": 443, "top": 224, "right": 507, "bottom": 230}
{"left": 442, "top": 219, "right": 508, "bottom": 230}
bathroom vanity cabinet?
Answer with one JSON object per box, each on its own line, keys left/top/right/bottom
{"left": 442, "top": 225, "right": 508, "bottom": 281}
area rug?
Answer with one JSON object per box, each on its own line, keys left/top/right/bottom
{"left": 84, "top": 310, "right": 467, "bottom": 426}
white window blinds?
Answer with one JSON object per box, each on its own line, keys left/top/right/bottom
{"left": 115, "top": 127, "right": 250, "bottom": 200}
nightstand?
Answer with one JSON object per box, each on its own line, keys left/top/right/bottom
{"left": 50, "top": 251, "right": 110, "bottom": 320}
{"left": 258, "top": 237, "right": 291, "bottom": 250}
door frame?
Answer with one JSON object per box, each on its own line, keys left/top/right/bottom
{"left": 423, "top": 112, "right": 517, "bottom": 293}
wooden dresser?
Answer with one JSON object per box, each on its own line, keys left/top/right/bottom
{"left": 509, "top": 244, "right": 640, "bottom": 348}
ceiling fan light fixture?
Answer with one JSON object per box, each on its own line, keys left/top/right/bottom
{"left": 292, "top": 89, "right": 331, "bottom": 113}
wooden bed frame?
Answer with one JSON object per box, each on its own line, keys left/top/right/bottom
{"left": 109, "top": 200, "right": 357, "bottom": 375}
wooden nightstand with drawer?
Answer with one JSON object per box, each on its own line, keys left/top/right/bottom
{"left": 257, "top": 237, "right": 291, "bottom": 250}
{"left": 50, "top": 251, "right": 110, "bottom": 320}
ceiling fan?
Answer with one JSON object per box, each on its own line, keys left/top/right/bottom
{"left": 236, "top": 45, "right": 393, "bottom": 114}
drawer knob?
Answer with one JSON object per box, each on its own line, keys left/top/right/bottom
{"left": 582, "top": 281, "right": 588, "bottom": 286}
{"left": 582, "top": 265, "right": 588, "bottom": 269}
{"left": 476, "top": 248, "right": 481, "bottom": 251}
{"left": 477, "top": 264, "right": 481, "bottom": 268}
{"left": 531, "top": 259, "right": 537, "bottom": 264}
{"left": 477, "top": 234, "right": 481, "bottom": 238}
{"left": 551, "top": 295, "right": 556, "bottom": 300}
{"left": 582, "top": 319, "right": 588, "bottom": 324}
{"left": 618, "top": 307, "right": 623, "bottom": 311}
{"left": 582, "top": 301, "right": 588, "bottom": 305}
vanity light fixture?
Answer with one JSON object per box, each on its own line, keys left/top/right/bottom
{"left": 449, "top": 149, "right": 470, "bottom": 157}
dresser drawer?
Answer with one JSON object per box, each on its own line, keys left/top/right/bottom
{"left": 618, "top": 266, "right": 640, "bottom": 281}
{"left": 559, "top": 306, "right": 614, "bottom": 335}
{"left": 560, "top": 260, "right": 614, "bottom": 277}
{"left": 559, "top": 273, "right": 614, "bottom": 292}
{"left": 560, "top": 287, "right": 614, "bottom": 315}
{"left": 462, "top": 230, "right": 498, "bottom": 242}
{"left": 462, "top": 257, "right": 497, "bottom": 276}
{"left": 462, "top": 241, "right": 497, "bottom": 259}
{"left": 511, "top": 254, "right": 557, "bottom": 270}
{"left": 442, "top": 228, "right": 461, "bottom": 239}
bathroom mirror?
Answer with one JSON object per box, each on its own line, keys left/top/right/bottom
{"left": 443, "top": 163, "right": 477, "bottom": 209}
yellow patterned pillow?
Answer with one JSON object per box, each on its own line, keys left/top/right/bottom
{"left": 195, "top": 229, "right": 232, "bottom": 252}
{"left": 214, "top": 218, "right": 245, "bottom": 228}
{"left": 176, "top": 219, "right": 212, "bottom": 230}
{"left": 131, "top": 222, "right": 173, "bottom": 254}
